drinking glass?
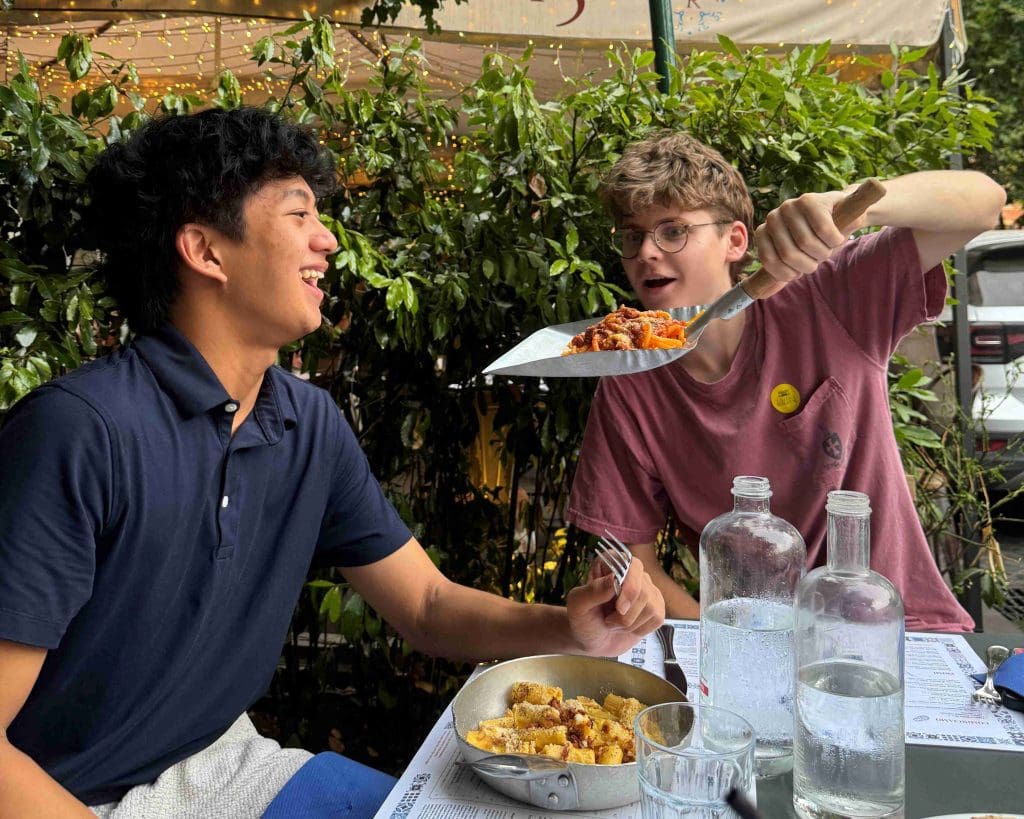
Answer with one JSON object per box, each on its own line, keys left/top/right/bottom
{"left": 634, "top": 702, "right": 757, "bottom": 819}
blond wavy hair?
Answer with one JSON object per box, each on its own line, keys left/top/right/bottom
{"left": 600, "top": 132, "right": 754, "bottom": 282}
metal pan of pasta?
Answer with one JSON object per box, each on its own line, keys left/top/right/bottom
{"left": 451, "top": 654, "right": 686, "bottom": 811}
{"left": 482, "top": 305, "right": 705, "bottom": 379}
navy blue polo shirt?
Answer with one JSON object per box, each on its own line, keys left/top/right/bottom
{"left": 0, "top": 324, "right": 411, "bottom": 805}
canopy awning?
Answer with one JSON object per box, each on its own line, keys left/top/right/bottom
{"left": 389, "top": 0, "right": 963, "bottom": 52}
{"left": 1, "top": 1, "right": 965, "bottom": 102}
{"left": 6, "top": 0, "right": 965, "bottom": 51}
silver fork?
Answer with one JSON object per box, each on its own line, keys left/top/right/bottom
{"left": 595, "top": 529, "right": 633, "bottom": 595}
{"left": 973, "top": 645, "right": 1010, "bottom": 706}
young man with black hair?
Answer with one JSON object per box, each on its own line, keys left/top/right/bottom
{"left": 0, "top": 107, "right": 665, "bottom": 818}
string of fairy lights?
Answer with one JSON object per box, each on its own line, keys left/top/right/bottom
{"left": 0, "top": 6, "right": 946, "bottom": 211}
{"left": 0, "top": 3, "right": 913, "bottom": 109}
{"left": 1, "top": 11, "right": 621, "bottom": 105}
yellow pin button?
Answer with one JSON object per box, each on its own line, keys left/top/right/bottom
{"left": 770, "top": 383, "right": 801, "bottom": 414}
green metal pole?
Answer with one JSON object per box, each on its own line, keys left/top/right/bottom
{"left": 648, "top": 0, "right": 676, "bottom": 93}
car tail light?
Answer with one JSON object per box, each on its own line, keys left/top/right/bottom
{"left": 982, "top": 438, "right": 1008, "bottom": 452}
{"left": 969, "top": 323, "right": 1024, "bottom": 364}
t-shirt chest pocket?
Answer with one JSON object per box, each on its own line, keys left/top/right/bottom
{"left": 777, "top": 377, "right": 857, "bottom": 490}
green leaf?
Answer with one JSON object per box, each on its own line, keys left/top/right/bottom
{"left": 10, "top": 285, "right": 27, "bottom": 309}
{"left": 100, "top": 83, "right": 119, "bottom": 116}
{"left": 899, "top": 425, "right": 942, "bottom": 447}
{"left": 28, "top": 356, "right": 52, "bottom": 382}
{"left": 253, "top": 36, "right": 275, "bottom": 66}
{"left": 549, "top": 259, "right": 569, "bottom": 277}
{"left": 66, "top": 37, "right": 93, "bottom": 81}
{"left": 57, "top": 34, "right": 74, "bottom": 62}
{"left": 565, "top": 226, "right": 579, "bottom": 256}
{"left": 385, "top": 280, "right": 405, "bottom": 312}
{"left": 216, "top": 70, "right": 243, "bottom": 109}
{"left": 320, "top": 585, "right": 342, "bottom": 621}
{"left": 339, "top": 592, "right": 365, "bottom": 637}
{"left": 717, "top": 35, "right": 743, "bottom": 61}
{"left": 79, "top": 291, "right": 94, "bottom": 323}
{"left": 895, "top": 368, "right": 925, "bottom": 390}
{"left": 0, "top": 86, "right": 29, "bottom": 118}
{"left": 71, "top": 89, "right": 91, "bottom": 119}
{"left": 15, "top": 327, "right": 38, "bottom": 348}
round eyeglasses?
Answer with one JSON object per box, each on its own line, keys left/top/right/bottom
{"left": 611, "top": 220, "right": 730, "bottom": 260}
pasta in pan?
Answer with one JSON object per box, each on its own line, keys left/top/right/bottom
{"left": 466, "top": 680, "right": 647, "bottom": 765}
{"left": 562, "top": 306, "right": 691, "bottom": 355}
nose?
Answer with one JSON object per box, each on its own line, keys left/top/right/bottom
{"left": 313, "top": 219, "right": 339, "bottom": 254}
{"left": 638, "top": 230, "right": 662, "bottom": 259}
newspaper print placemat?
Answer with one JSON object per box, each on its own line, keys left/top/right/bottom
{"left": 628, "top": 626, "right": 1024, "bottom": 752}
{"left": 374, "top": 625, "right": 1024, "bottom": 818}
{"left": 903, "top": 633, "right": 1024, "bottom": 750}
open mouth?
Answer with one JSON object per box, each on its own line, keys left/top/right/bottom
{"left": 643, "top": 277, "right": 675, "bottom": 289}
{"left": 300, "top": 269, "right": 324, "bottom": 292}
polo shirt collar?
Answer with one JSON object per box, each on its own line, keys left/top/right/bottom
{"left": 254, "top": 369, "right": 298, "bottom": 443}
{"left": 134, "top": 324, "right": 297, "bottom": 443}
{"left": 135, "top": 324, "right": 230, "bottom": 418}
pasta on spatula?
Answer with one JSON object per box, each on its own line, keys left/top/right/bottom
{"left": 562, "top": 306, "right": 694, "bottom": 355}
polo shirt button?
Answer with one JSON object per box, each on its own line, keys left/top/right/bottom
{"left": 224, "top": 402, "right": 239, "bottom": 413}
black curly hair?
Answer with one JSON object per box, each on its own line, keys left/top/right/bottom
{"left": 86, "top": 107, "right": 337, "bottom": 335}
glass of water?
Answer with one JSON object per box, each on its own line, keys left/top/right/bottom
{"left": 634, "top": 702, "right": 757, "bottom": 819}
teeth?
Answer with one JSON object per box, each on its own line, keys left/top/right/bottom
{"left": 300, "top": 269, "right": 324, "bottom": 281}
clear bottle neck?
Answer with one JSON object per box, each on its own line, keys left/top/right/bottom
{"left": 826, "top": 490, "right": 871, "bottom": 572}
{"left": 731, "top": 475, "right": 772, "bottom": 514}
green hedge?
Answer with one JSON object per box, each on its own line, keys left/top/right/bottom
{"left": 0, "top": 22, "right": 1000, "bottom": 769}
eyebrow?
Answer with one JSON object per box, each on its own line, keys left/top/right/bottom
{"left": 278, "top": 187, "right": 314, "bottom": 205}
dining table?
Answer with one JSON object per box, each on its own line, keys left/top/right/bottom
{"left": 373, "top": 624, "right": 1024, "bottom": 819}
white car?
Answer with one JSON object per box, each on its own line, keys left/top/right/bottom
{"left": 937, "top": 229, "right": 1024, "bottom": 489}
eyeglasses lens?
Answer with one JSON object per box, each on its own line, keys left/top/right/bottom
{"left": 616, "top": 223, "right": 689, "bottom": 259}
{"left": 655, "top": 222, "right": 689, "bottom": 252}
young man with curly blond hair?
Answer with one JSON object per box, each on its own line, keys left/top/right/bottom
{"left": 567, "top": 131, "right": 1005, "bottom": 632}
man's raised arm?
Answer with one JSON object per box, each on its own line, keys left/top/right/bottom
{"left": 341, "top": 538, "right": 665, "bottom": 663}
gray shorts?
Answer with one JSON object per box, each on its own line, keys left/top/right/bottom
{"left": 90, "top": 713, "right": 311, "bottom": 819}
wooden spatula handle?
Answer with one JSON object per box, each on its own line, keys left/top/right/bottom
{"left": 742, "top": 178, "right": 887, "bottom": 299}
{"left": 832, "top": 177, "right": 886, "bottom": 228}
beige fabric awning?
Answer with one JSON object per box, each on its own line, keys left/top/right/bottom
{"left": 1, "top": 1, "right": 965, "bottom": 102}
{"left": 389, "top": 0, "right": 962, "bottom": 52}
{"left": 4, "top": 0, "right": 965, "bottom": 51}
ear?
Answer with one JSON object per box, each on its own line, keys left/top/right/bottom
{"left": 724, "top": 221, "right": 749, "bottom": 263}
{"left": 176, "top": 223, "right": 228, "bottom": 285}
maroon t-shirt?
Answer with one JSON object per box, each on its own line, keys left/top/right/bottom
{"left": 568, "top": 227, "right": 973, "bottom": 633}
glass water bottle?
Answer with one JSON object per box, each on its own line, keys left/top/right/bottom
{"left": 699, "top": 476, "right": 806, "bottom": 778}
{"left": 793, "top": 490, "right": 905, "bottom": 819}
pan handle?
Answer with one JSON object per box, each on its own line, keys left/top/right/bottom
{"left": 463, "top": 753, "right": 570, "bottom": 779}
{"left": 741, "top": 177, "right": 887, "bottom": 300}
{"left": 463, "top": 754, "right": 581, "bottom": 810}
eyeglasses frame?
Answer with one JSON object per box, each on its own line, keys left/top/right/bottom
{"left": 612, "top": 219, "right": 732, "bottom": 260}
